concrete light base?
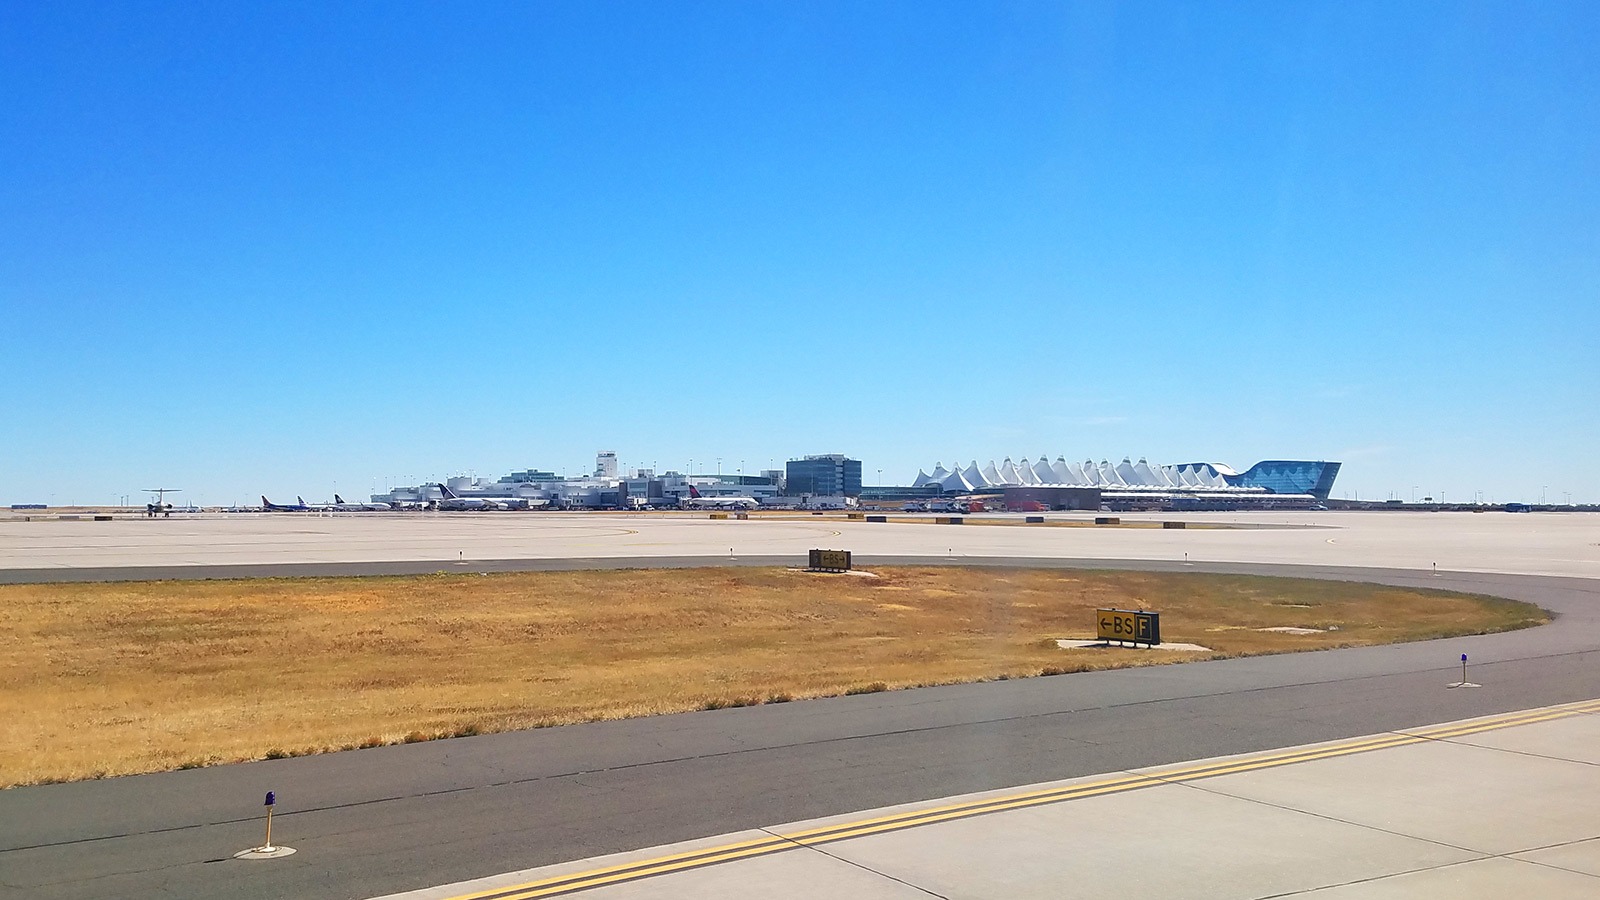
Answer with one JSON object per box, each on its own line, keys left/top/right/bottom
{"left": 1056, "top": 638, "right": 1213, "bottom": 652}
{"left": 233, "top": 846, "right": 297, "bottom": 860}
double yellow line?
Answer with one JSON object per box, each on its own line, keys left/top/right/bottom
{"left": 445, "top": 699, "right": 1600, "bottom": 900}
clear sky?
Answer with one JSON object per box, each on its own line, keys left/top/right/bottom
{"left": 3, "top": 1, "right": 1596, "bottom": 507}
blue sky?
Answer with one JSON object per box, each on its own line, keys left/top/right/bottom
{"left": 3, "top": 1, "right": 1596, "bottom": 506}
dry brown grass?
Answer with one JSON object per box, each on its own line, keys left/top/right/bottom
{"left": 0, "top": 567, "right": 1545, "bottom": 787}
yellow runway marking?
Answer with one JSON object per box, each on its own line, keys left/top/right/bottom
{"left": 443, "top": 699, "right": 1600, "bottom": 900}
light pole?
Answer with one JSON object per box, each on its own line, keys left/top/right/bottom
{"left": 1541, "top": 485, "right": 1548, "bottom": 504}
{"left": 1411, "top": 486, "right": 1418, "bottom": 503}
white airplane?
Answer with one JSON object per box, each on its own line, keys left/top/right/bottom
{"left": 435, "top": 484, "right": 532, "bottom": 511}
{"left": 261, "top": 495, "right": 311, "bottom": 512}
{"left": 332, "top": 494, "right": 392, "bottom": 512}
{"left": 144, "top": 488, "right": 180, "bottom": 517}
{"left": 682, "top": 485, "right": 760, "bottom": 510}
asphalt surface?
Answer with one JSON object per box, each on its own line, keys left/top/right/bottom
{"left": 4, "top": 560, "right": 1600, "bottom": 900}
{"left": 5, "top": 510, "right": 1596, "bottom": 577}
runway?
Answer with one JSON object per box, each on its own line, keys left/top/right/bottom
{"left": 2, "top": 514, "right": 1598, "bottom": 899}
{"left": 1, "top": 510, "right": 1596, "bottom": 578}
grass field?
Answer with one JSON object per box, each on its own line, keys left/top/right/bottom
{"left": 0, "top": 567, "right": 1546, "bottom": 787}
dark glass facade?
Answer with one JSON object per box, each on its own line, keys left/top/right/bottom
{"left": 1229, "top": 461, "right": 1342, "bottom": 499}
{"left": 858, "top": 484, "right": 942, "bottom": 501}
{"left": 785, "top": 455, "right": 863, "bottom": 497}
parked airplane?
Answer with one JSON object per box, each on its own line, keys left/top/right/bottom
{"left": 435, "top": 484, "right": 531, "bottom": 511}
{"left": 144, "top": 488, "right": 180, "bottom": 517}
{"left": 333, "top": 494, "right": 392, "bottom": 512}
{"left": 261, "top": 495, "right": 311, "bottom": 512}
{"left": 682, "top": 485, "right": 760, "bottom": 510}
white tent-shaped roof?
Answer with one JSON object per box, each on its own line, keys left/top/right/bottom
{"left": 938, "top": 468, "right": 975, "bottom": 493}
{"left": 913, "top": 456, "right": 1267, "bottom": 493}
{"left": 1138, "top": 459, "right": 1176, "bottom": 487}
{"left": 1128, "top": 458, "right": 1157, "bottom": 486}
{"left": 1114, "top": 457, "right": 1140, "bottom": 485}
{"left": 961, "top": 461, "right": 988, "bottom": 489}
{"left": 1080, "top": 459, "right": 1103, "bottom": 485}
{"left": 1032, "top": 457, "right": 1058, "bottom": 484}
{"left": 1050, "top": 457, "right": 1074, "bottom": 483}
{"left": 996, "top": 458, "right": 1023, "bottom": 485}
{"left": 1097, "top": 460, "right": 1125, "bottom": 486}
{"left": 1016, "top": 458, "right": 1041, "bottom": 485}
{"left": 982, "top": 460, "right": 1003, "bottom": 486}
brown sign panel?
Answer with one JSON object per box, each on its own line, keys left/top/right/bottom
{"left": 809, "top": 549, "right": 852, "bottom": 571}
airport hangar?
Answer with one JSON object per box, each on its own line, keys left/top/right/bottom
{"left": 4, "top": 512, "right": 1599, "bottom": 900}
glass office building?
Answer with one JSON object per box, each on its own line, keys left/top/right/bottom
{"left": 785, "top": 454, "right": 863, "bottom": 497}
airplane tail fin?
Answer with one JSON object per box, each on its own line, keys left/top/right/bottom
{"left": 438, "top": 483, "right": 458, "bottom": 500}
{"left": 688, "top": 484, "right": 701, "bottom": 499}
{"left": 335, "top": 494, "right": 345, "bottom": 504}
{"left": 298, "top": 496, "right": 306, "bottom": 506}
{"left": 262, "top": 495, "right": 271, "bottom": 507}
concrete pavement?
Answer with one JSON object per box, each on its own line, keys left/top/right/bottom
{"left": 0, "top": 510, "right": 1595, "bottom": 578}
{"left": 375, "top": 701, "right": 1600, "bottom": 899}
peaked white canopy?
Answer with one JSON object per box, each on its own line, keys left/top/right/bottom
{"left": 910, "top": 455, "right": 1270, "bottom": 494}
{"left": 1032, "top": 457, "right": 1058, "bottom": 483}
{"left": 961, "top": 461, "right": 987, "bottom": 489}
{"left": 938, "top": 468, "right": 975, "bottom": 492}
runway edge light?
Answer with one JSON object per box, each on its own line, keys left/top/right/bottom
{"left": 233, "top": 789, "right": 297, "bottom": 859}
{"left": 1447, "top": 653, "right": 1480, "bottom": 689}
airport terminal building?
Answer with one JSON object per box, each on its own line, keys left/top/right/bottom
{"left": 911, "top": 457, "right": 1340, "bottom": 510}
{"left": 367, "top": 451, "right": 1335, "bottom": 513}
{"left": 370, "top": 452, "right": 860, "bottom": 510}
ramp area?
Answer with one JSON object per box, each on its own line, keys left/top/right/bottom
{"left": 378, "top": 700, "right": 1600, "bottom": 900}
